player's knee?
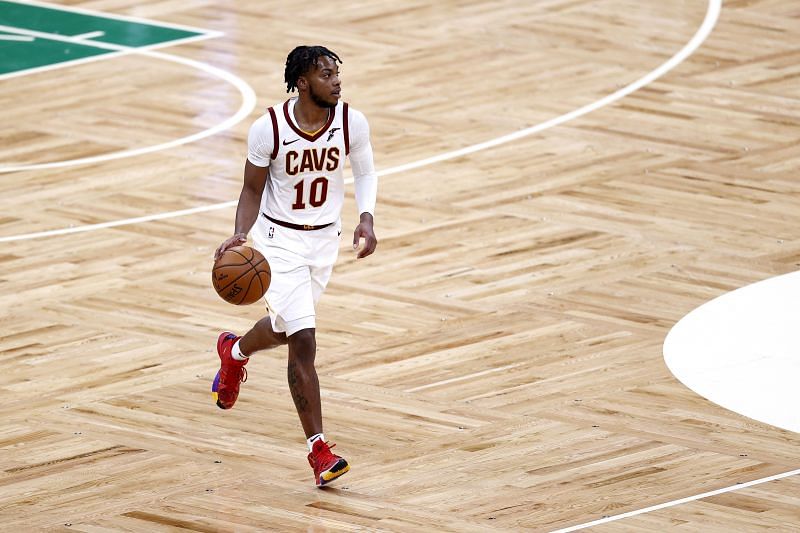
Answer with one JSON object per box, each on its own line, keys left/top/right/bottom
{"left": 288, "top": 328, "right": 316, "bottom": 361}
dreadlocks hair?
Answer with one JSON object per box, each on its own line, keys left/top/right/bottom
{"left": 284, "top": 45, "right": 342, "bottom": 93}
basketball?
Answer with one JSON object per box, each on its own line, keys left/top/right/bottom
{"left": 212, "top": 246, "right": 271, "bottom": 305}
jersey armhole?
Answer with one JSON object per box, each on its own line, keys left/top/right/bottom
{"left": 268, "top": 107, "right": 279, "bottom": 160}
{"left": 343, "top": 103, "right": 350, "bottom": 156}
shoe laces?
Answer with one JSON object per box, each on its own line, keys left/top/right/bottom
{"left": 222, "top": 365, "right": 247, "bottom": 384}
{"left": 315, "top": 441, "right": 337, "bottom": 461}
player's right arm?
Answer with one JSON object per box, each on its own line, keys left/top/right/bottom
{"left": 214, "top": 115, "right": 274, "bottom": 260}
{"left": 214, "top": 161, "right": 268, "bottom": 259}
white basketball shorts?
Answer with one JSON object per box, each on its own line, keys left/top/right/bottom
{"left": 251, "top": 215, "right": 341, "bottom": 336}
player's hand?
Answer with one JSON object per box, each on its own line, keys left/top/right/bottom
{"left": 215, "top": 232, "right": 247, "bottom": 260}
{"left": 353, "top": 213, "right": 377, "bottom": 259}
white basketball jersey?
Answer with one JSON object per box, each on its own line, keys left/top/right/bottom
{"left": 261, "top": 97, "right": 350, "bottom": 226}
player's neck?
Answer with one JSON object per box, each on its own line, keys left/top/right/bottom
{"left": 293, "top": 97, "right": 330, "bottom": 133}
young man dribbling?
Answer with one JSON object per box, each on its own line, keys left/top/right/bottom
{"left": 212, "top": 45, "right": 378, "bottom": 487}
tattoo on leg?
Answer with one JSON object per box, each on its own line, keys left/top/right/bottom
{"left": 288, "top": 361, "right": 309, "bottom": 412}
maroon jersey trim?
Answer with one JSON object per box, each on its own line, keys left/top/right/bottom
{"left": 268, "top": 107, "right": 279, "bottom": 160}
{"left": 282, "top": 99, "right": 336, "bottom": 142}
{"left": 343, "top": 103, "right": 350, "bottom": 156}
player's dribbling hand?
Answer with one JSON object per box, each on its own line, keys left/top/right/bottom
{"left": 215, "top": 232, "right": 247, "bottom": 261}
{"left": 353, "top": 213, "right": 377, "bottom": 259}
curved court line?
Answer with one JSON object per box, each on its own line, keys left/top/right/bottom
{"left": 0, "top": 0, "right": 720, "bottom": 243}
{"left": 382, "top": 0, "right": 721, "bottom": 177}
{"left": 0, "top": 26, "right": 256, "bottom": 174}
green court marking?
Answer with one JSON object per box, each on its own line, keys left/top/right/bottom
{"left": 0, "top": 36, "right": 110, "bottom": 74}
{"left": 0, "top": 1, "right": 203, "bottom": 47}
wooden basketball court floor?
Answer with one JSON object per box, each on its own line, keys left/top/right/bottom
{"left": 1, "top": 0, "right": 799, "bottom": 530}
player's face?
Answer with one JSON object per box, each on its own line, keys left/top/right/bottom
{"left": 304, "top": 56, "right": 341, "bottom": 109}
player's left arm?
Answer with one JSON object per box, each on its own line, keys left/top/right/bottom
{"left": 349, "top": 108, "right": 378, "bottom": 259}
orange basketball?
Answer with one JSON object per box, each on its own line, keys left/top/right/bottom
{"left": 212, "top": 245, "right": 271, "bottom": 305}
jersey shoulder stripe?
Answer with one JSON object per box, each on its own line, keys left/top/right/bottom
{"left": 267, "top": 107, "right": 279, "bottom": 160}
{"left": 343, "top": 102, "right": 350, "bottom": 155}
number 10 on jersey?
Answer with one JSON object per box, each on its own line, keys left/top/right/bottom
{"left": 292, "top": 177, "right": 329, "bottom": 209}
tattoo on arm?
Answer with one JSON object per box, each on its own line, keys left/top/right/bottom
{"left": 287, "top": 362, "right": 309, "bottom": 412}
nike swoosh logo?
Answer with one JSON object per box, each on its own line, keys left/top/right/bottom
{"left": 283, "top": 138, "right": 300, "bottom": 145}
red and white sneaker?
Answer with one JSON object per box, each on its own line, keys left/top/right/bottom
{"left": 308, "top": 440, "right": 350, "bottom": 487}
{"left": 211, "top": 332, "right": 247, "bottom": 410}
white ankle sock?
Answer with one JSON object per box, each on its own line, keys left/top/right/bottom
{"left": 307, "top": 433, "right": 325, "bottom": 452}
{"left": 231, "top": 339, "right": 248, "bottom": 361}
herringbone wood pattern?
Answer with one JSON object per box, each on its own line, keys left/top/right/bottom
{"left": 1, "top": 0, "right": 799, "bottom": 531}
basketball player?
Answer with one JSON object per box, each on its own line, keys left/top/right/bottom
{"left": 212, "top": 46, "right": 377, "bottom": 487}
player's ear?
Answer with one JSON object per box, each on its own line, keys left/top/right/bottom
{"left": 297, "top": 76, "right": 308, "bottom": 91}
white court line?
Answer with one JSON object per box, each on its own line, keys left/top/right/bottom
{"left": 0, "top": 0, "right": 720, "bottom": 256}
{"left": 0, "top": 202, "right": 238, "bottom": 242}
{"left": 0, "top": 33, "right": 34, "bottom": 41}
{"left": 0, "top": 24, "right": 169, "bottom": 53}
{"left": 71, "top": 30, "right": 105, "bottom": 40}
{"left": 3, "top": 0, "right": 223, "bottom": 36}
{"left": 0, "top": 25, "right": 256, "bottom": 176}
{"left": 381, "top": 0, "right": 723, "bottom": 177}
{"left": 0, "top": 32, "right": 221, "bottom": 82}
{"left": 550, "top": 468, "right": 800, "bottom": 532}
